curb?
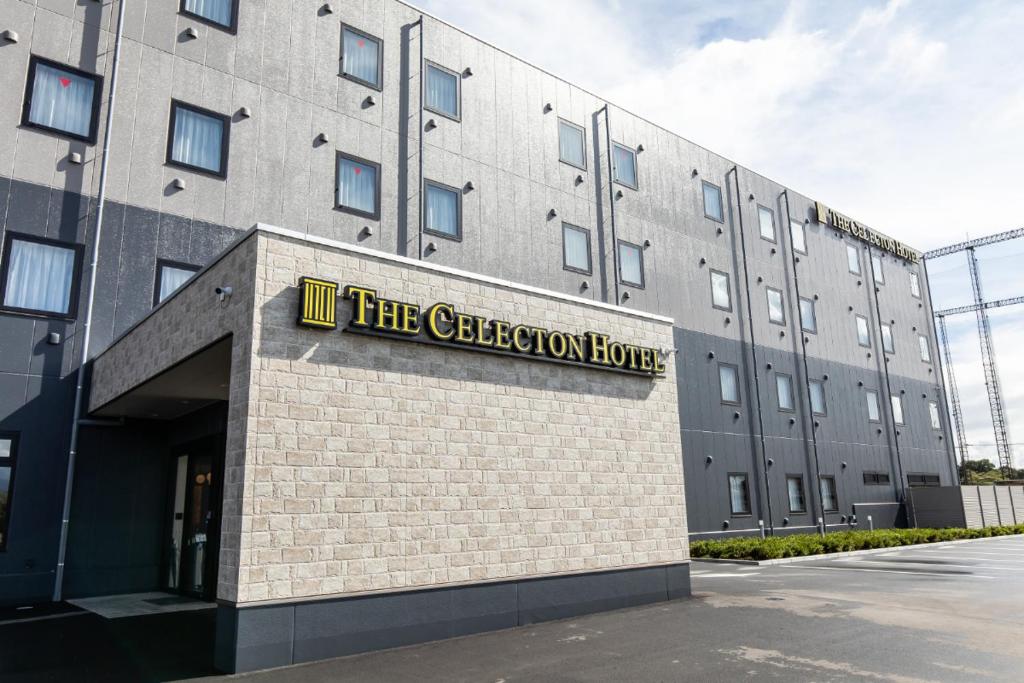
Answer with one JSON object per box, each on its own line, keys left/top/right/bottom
{"left": 691, "top": 533, "right": 1023, "bottom": 566}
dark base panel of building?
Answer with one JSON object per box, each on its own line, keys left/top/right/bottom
{"left": 214, "top": 562, "right": 692, "bottom": 673}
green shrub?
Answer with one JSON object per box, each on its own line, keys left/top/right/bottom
{"left": 690, "top": 524, "right": 1024, "bottom": 560}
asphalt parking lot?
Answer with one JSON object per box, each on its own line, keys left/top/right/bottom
{"left": 3, "top": 535, "right": 1023, "bottom": 682}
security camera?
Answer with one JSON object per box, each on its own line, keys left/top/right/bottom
{"left": 216, "top": 286, "right": 233, "bottom": 301}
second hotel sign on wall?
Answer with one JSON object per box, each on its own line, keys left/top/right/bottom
{"left": 297, "top": 278, "right": 667, "bottom": 377}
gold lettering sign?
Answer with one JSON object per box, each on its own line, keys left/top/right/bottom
{"left": 298, "top": 280, "right": 667, "bottom": 378}
{"left": 814, "top": 202, "right": 920, "bottom": 264}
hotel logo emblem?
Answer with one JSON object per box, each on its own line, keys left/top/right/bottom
{"left": 298, "top": 277, "right": 339, "bottom": 329}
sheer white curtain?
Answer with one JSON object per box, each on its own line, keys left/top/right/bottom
{"left": 3, "top": 239, "right": 75, "bottom": 314}
{"left": 158, "top": 266, "right": 196, "bottom": 303}
{"left": 558, "top": 122, "right": 585, "bottom": 167}
{"left": 619, "top": 243, "right": 642, "bottom": 284}
{"left": 613, "top": 145, "right": 636, "bottom": 186}
{"left": 172, "top": 106, "right": 224, "bottom": 174}
{"left": 719, "top": 365, "right": 738, "bottom": 402}
{"left": 426, "top": 66, "right": 458, "bottom": 117}
{"left": 337, "top": 158, "right": 377, "bottom": 214}
{"left": 563, "top": 226, "right": 589, "bottom": 271}
{"left": 343, "top": 29, "right": 379, "bottom": 86}
{"left": 28, "top": 64, "right": 95, "bottom": 138}
{"left": 426, "top": 185, "right": 458, "bottom": 235}
{"left": 184, "top": 0, "right": 232, "bottom": 26}
{"left": 729, "top": 475, "right": 748, "bottom": 513}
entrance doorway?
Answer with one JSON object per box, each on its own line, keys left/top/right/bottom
{"left": 164, "top": 436, "right": 224, "bottom": 601}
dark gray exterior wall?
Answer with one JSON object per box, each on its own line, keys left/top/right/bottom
{"left": 0, "top": 0, "right": 953, "bottom": 602}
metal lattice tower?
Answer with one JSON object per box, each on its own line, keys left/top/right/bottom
{"left": 966, "top": 248, "right": 1014, "bottom": 474}
{"left": 936, "top": 315, "right": 969, "bottom": 475}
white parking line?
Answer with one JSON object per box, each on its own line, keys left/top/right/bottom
{"left": 695, "top": 572, "right": 762, "bottom": 578}
{"left": 790, "top": 565, "right": 996, "bottom": 579}
{"left": 838, "top": 559, "right": 1024, "bottom": 572}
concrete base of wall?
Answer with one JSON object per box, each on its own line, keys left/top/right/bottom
{"left": 214, "top": 562, "right": 691, "bottom": 673}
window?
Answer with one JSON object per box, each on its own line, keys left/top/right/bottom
{"left": 618, "top": 241, "right": 644, "bottom": 288}
{"left": 341, "top": 26, "right": 383, "bottom": 89}
{"left": 766, "top": 287, "right": 785, "bottom": 325}
{"left": 728, "top": 473, "right": 751, "bottom": 515}
{"left": 757, "top": 206, "right": 776, "bottom": 242}
{"left": 799, "top": 297, "right": 816, "bottom": 333}
{"left": 612, "top": 143, "right": 638, "bottom": 189}
{"left": 866, "top": 390, "right": 881, "bottom": 422}
{"left": 891, "top": 394, "right": 904, "bottom": 425}
{"left": 881, "top": 323, "right": 894, "bottom": 354}
{"left": 910, "top": 271, "right": 921, "bottom": 298}
{"left": 929, "top": 401, "right": 941, "bottom": 430}
{"left": 167, "top": 101, "right": 229, "bottom": 177}
{"left": 710, "top": 270, "right": 731, "bottom": 311}
{"left": 424, "top": 181, "right": 461, "bottom": 239}
{"left": 776, "top": 374, "right": 795, "bottom": 412}
{"left": 908, "top": 473, "right": 941, "bottom": 488}
{"left": 809, "top": 379, "right": 827, "bottom": 416}
{"left": 336, "top": 152, "right": 380, "bottom": 219}
{"left": 22, "top": 56, "right": 101, "bottom": 142}
{"left": 703, "top": 181, "right": 724, "bottom": 222}
{"left": 562, "top": 223, "right": 591, "bottom": 274}
{"left": 819, "top": 476, "right": 838, "bottom": 512}
{"left": 786, "top": 476, "right": 806, "bottom": 513}
{"left": 0, "top": 433, "right": 17, "bottom": 551}
{"left": 790, "top": 220, "right": 806, "bottom": 254}
{"left": 918, "top": 334, "right": 931, "bottom": 363}
{"left": 719, "top": 364, "right": 740, "bottom": 404}
{"left": 871, "top": 254, "right": 885, "bottom": 283}
{"left": 846, "top": 244, "right": 861, "bottom": 275}
{"left": 856, "top": 315, "right": 871, "bottom": 347}
{"left": 863, "top": 471, "right": 891, "bottom": 486}
{"left": 1, "top": 233, "right": 83, "bottom": 319}
{"left": 558, "top": 120, "right": 586, "bottom": 169}
{"left": 425, "top": 62, "right": 460, "bottom": 120}
{"left": 154, "top": 260, "right": 199, "bottom": 305}
{"left": 180, "top": 0, "right": 237, "bottom": 30}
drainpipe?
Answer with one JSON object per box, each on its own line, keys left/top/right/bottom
{"left": 599, "top": 105, "right": 620, "bottom": 305}
{"left": 417, "top": 15, "right": 425, "bottom": 259}
{"left": 53, "top": 0, "right": 128, "bottom": 602}
{"left": 727, "top": 166, "right": 774, "bottom": 534}
{"left": 780, "top": 191, "right": 825, "bottom": 532}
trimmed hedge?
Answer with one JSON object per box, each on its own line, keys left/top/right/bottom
{"left": 690, "top": 524, "right": 1024, "bottom": 561}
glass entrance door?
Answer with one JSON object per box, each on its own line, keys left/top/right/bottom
{"left": 164, "top": 438, "right": 222, "bottom": 600}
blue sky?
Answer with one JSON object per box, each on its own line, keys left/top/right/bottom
{"left": 415, "top": 0, "right": 1024, "bottom": 467}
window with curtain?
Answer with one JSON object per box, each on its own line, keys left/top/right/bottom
{"left": 766, "top": 288, "right": 785, "bottom": 325}
{"left": 612, "top": 143, "right": 637, "bottom": 188}
{"left": 728, "top": 474, "right": 751, "bottom": 515}
{"left": 790, "top": 220, "right": 806, "bottom": 254}
{"left": 910, "top": 271, "right": 921, "bottom": 298}
{"left": 786, "top": 476, "right": 806, "bottom": 513}
{"left": 341, "top": 26, "right": 382, "bottom": 88}
{"left": 719, "top": 364, "right": 740, "bottom": 404}
{"left": 156, "top": 261, "right": 199, "bottom": 305}
{"left": 810, "top": 380, "right": 827, "bottom": 416}
{"left": 168, "top": 102, "right": 228, "bottom": 176}
{"left": 871, "top": 254, "right": 885, "bottom": 283}
{"left": 703, "top": 181, "right": 723, "bottom": 222}
{"left": 758, "top": 206, "right": 776, "bottom": 242}
{"left": 856, "top": 315, "right": 871, "bottom": 347}
{"left": 866, "top": 390, "right": 881, "bottom": 422}
{"left": 819, "top": 476, "right": 838, "bottom": 512}
{"left": 919, "top": 334, "right": 931, "bottom": 362}
{"left": 424, "top": 182, "right": 460, "bottom": 238}
{"left": 24, "top": 57, "right": 99, "bottom": 141}
{"left": 1, "top": 235, "right": 80, "bottom": 317}
{"left": 336, "top": 153, "right": 379, "bottom": 218}
{"left": 617, "top": 241, "right": 643, "bottom": 287}
{"left": 929, "top": 401, "right": 941, "bottom": 429}
{"left": 425, "top": 64, "right": 459, "bottom": 120}
{"left": 847, "top": 244, "right": 861, "bottom": 275}
{"left": 0, "top": 434, "right": 15, "bottom": 551}
{"left": 881, "top": 323, "right": 894, "bottom": 353}
{"left": 776, "top": 374, "right": 795, "bottom": 411}
{"left": 799, "top": 297, "right": 816, "bottom": 333}
{"left": 562, "top": 223, "right": 591, "bottom": 274}
{"left": 558, "top": 120, "right": 586, "bottom": 169}
{"left": 710, "top": 270, "right": 731, "bottom": 311}
{"left": 891, "top": 394, "right": 904, "bottom": 425}
{"left": 181, "top": 0, "right": 235, "bottom": 29}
